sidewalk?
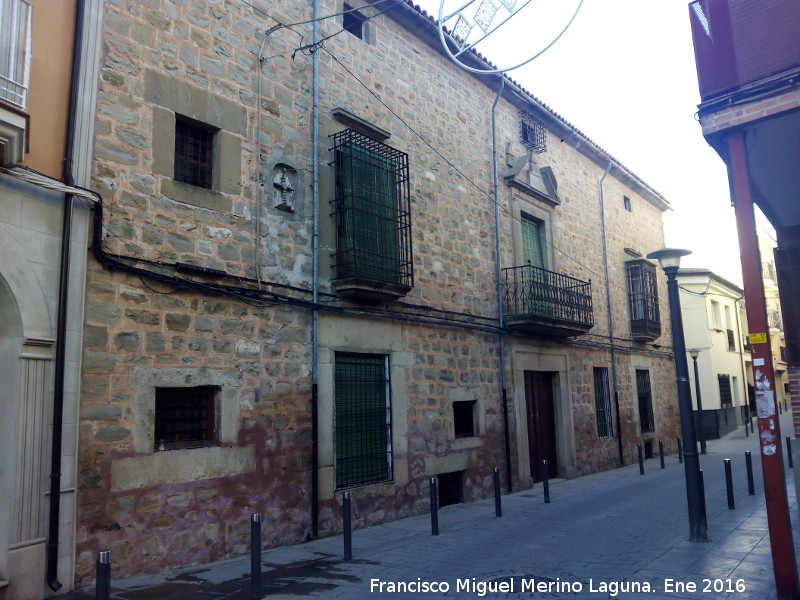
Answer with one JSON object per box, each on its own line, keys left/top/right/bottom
{"left": 65, "top": 412, "right": 800, "bottom": 600}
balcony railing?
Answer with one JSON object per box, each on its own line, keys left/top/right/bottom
{"left": 502, "top": 264, "right": 593, "bottom": 337}
{"left": 1, "top": 0, "right": 32, "bottom": 110}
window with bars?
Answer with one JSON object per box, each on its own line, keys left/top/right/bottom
{"left": 331, "top": 129, "right": 413, "bottom": 290}
{"left": 626, "top": 259, "right": 661, "bottom": 341}
{"left": 174, "top": 116, "right": 215, "bottom": 189}
{"left": 593, "top": 367, "right": 613, "bottom": 439}
{"left": 727, "top": 329, "right": 736, "bottom": 351}
{"left": 335, "top": 353, "right": 392, "bottom": 489}
{"left": 718, "top": 374, "right": 733, "bottom": 407}
{"left": 636, "top": 370, "right": 655, "bottom": 434}
{"left": 154, "top": 386, "right": 218, "bottom": 450}
{"left": 453, "top": 400, "right": 477, "bottom": 438}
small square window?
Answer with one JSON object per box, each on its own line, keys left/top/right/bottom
{"left": 154, "top": 386, "right": 217, "bottom": 450}
{"left": 343, "top": 4, "right": 365, "bottom": 39}
{"left": 174, "top": 116, "right": 215, "bottom": 189}
{"left": 623, "top": 196, "right": 632, "bottom": 212}
{"left": 453, "top": 400, "right": 477, "bottom": 438}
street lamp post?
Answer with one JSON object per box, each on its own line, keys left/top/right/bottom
{"left": 648, "top": 248, "right": 708, "bottom": 542}
{"left": 688, "top": 349, "right": 707, "bottom": 455}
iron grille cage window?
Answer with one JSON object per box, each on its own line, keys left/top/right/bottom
{"left": 519, "top": 108, "right": 547, "bottom": 154}
{"left": 174, "top": 116, "right": 215, "bottom": 189}
{"left": 154, "top": 386, "right": 218, "bottom": 450}
{"left": 331, "top": 129, "right": 413, "bottom": 288}
{"left": 593, "top": 367, "right": 613, "bottom": 439}
{"left": 626, "top": 260, "right": 661, "bottom": 339}
{"left": 453, "top": 400, "right": 477, "bottom": 438}
{"left": 335, "top": 353, "right": 393, "bottom": 489}
{"left": 718, "top": 374, "right": 733, "bottom": 407}
{"left": 636, "top": 369, "right": 655, "bottom": 434}
{"left": 727, "top": 329, "right": 736, "bottom": 351}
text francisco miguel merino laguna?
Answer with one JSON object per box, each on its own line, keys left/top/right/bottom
{"left": 370, "top": 577, "right": 654, "bottom": 597}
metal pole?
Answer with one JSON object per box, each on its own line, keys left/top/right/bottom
{"left": 729, "top": 130, "right": 800, "bottom": 598}
{"left": 250, "top": 514, "right": 261, "bottom": 599}
{"left": 638, "top": 443, "right": 644, "bottom": 475}
{"left": 788, "top": 437, "right": 794, "bottom": 469}
{"left": 430, "top": 477, "right": 439, "bottom": 536}
{"left": 662, "top": 265, "right": 708, "bottom": 542}
{"left": 725, "top": 459, "right": 735, "bottom": 510}
{"left": 493, "top": 467, "right": 502, "bottom": 518}
{"left": 691, "top": 354, "right": 708, "bottom": 454}
{"left": 542, "top": 460, "right": 550, "bottom": 504}
{"left": 659, "top": 440, "right": 665, "bottom": 469}
{"left": 95, "top": 550, "right": 110, "bottom": 600}
{"left": 746, "top": 451, "right": 756, "bottom": 496}
{"left": 343, "top": 492, "right": 352, "bottom": 560}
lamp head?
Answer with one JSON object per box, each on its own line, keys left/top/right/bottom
{"left": 646, "top": 248, "right": 692, "bottom": 270}
{"left": 688, "top": 348, "right": 701, "bottom": 359}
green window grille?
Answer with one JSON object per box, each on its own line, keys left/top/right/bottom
{"left": 335, "top": 353, "right": 392, "bottom": 489}
{"left": 636, "top": 369, "right": 655, "bottom": 434}
{"left": 593, "top": 367, "right": 613, "bottom": 439}
{"left": 331, "top": 129, "right": 413, "bottom": 288}
{"left": 626, "top": 259, "right": 661, "bottom": 340}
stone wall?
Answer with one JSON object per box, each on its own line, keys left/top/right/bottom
{"left": 76, "top": 0, "right": 679, "bottom": 583}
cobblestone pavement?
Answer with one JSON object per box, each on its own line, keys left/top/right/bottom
{"left": 65, "top": 413, "right": 800, "bottom": 600}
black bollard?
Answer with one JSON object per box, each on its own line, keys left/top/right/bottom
{"left": 699, "top": 468, "right": 708, "bottom": 525}
{"left": 659, "top": 440, "right": 665, "bottom": 469}
{"left": 638, "top": 443, "right": 644, "bottom": 475}
{"left": 724, "top": 459, "right": 735, "bottom": 510}
{"left": 430, "top": 477, "right": 439, "bottom": 536}
{"left": 95, "top": 550, "right": 111, "bottom": 600}
{"left": 493, "top": 467, "right": 502, "bottom": 518}
{"left": 250, "top": 514, "right": 261, "bottom": 599}
{"left": 343, "top": 491, "right": 352, "bottom": 560}
{"left": 745, "top": 451, "right": 755, "bottom": 495}
{"left": 787, "top": 437, "right": 794, "bottom": 469}
{"left": 677, "top": 437, "right": 683, "bottom": 464}
{"left": 542, "top": 460, "right": 550, "bottom": 504}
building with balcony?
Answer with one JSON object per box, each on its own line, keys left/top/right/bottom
{"left": 69, "top": 0, "right": 680, "bottom": 585}
{"left": 677, "top": 268, "right": 752, "bottom": 440}
{"left": 0, "top": 0, "right": 102, "bottom": 598}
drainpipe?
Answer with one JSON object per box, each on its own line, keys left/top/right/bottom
{"left": 311, "top": 0, "right": 320, "bottom": 539}
{"left": 490, "top": 77, "right": 513, "bottom": 493}
{"left": 47, "top": 0, "right": 85, "bottom": 590}
{"left": 599, "top": 162, "right": 624, "bottom": 466}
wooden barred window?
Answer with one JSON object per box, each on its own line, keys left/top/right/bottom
{"left": 174, "top": 116, "right": 215, "bottom": 189}
{"left": 154, "top": 386, "right": 217, "bottom": 450}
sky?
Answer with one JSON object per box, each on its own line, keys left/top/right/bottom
{"left": 415, "top": 0, "right": 748, "bottom": 285}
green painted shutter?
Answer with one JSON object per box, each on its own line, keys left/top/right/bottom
{"left": 335, "top": 354, "right": 392, "bottom": 489}
{"left": 521, "top": 215, "right": 544, "bottom": 269}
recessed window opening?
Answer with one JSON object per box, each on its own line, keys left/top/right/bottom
{"left": 453, "top": 400, "right": 477, "bottom": 438}
{"left": 593, "top": 367, "right": 613, "bottom": 439}
{"left": 343, "top": 4, "right": 365, "bottom": 39}
{"left": 174, "top": 115, "right": 215, "bottom": 189}
{"left": 438, "top": 471, "right": 463, "bottom": 507}
{"left": 154, "top": 386, "right": 218, "bottom": 450}
{"left": 623, "top": 196, "right": 632, "bottom": 212}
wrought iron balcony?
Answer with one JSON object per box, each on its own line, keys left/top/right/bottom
{"left": 1, "top": 0, "right": 32, "bottom": 111}
{"left": 502, "top": 264, "right": 593, "bottom": 337}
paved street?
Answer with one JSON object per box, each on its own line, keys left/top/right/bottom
{"left": 67, "top": 412, "right": 800, "bottom": 600}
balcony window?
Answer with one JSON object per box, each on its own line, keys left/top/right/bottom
{"left": 0, "top": 0, "right": 32, "bottom": 110}
{"left": 626, "top": 259, "right": 661, "bottom": 341}
{"left": 331, "top": 129, "right": 413, "bottom": 301}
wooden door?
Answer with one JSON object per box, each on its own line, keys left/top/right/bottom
{"left": 524, "top": 371, "right": 558, "bottom": 482}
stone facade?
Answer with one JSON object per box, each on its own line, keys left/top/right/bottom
{"left": 75, "top": 0, "right": 680, "bottom": 584}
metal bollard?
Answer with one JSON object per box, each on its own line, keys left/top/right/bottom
{"left": 659, "top": 440, "right": 665, "bottom": 469}
{"left": 638, "top": 443, "right": 644, "bottom": 475}
{"left": 430, "top": 477, "right": 439, "bottom": 536}
{"left": 745, "top": 451, "right": 755, "bottom": 495}
{"left": 677, "top": 437, "right": 683, "bottom": 464}
{"left": 493, "top": 467, "right": 502, "bottom": 518}
{"left": 343, "top": 491, "right": 352, "bottom": 560}
{"left": 95, "top": 550, "right": 111, "bottom": 600}
{"left": 250, "top": 514, "right": 261, "bottom": 599}
{"left": 787, "top": 437, "right": 794, "bottom": 469}
{"left": 724, "top": 459, "right": 735, "bottom": 510}
{"left": 542, "top": 460, "right": 550, "bottom": 504}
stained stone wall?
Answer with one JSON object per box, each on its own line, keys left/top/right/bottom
{"left": 76, "top": 0, "right": 679, "bottom": 583}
